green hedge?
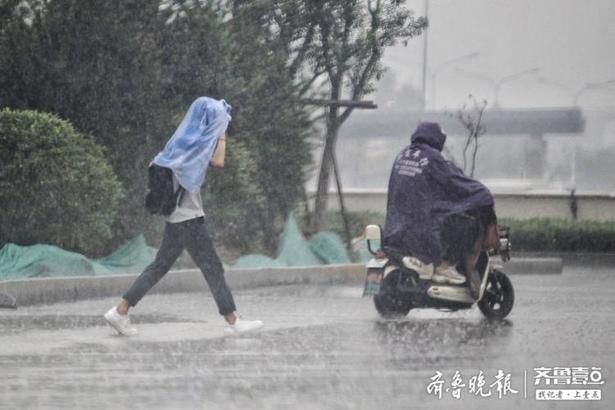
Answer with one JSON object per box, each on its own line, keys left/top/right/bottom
{"left": 500, "top": 218, "right": 615, "bottom": 252}
{"left": 0, "top": 109, "right": 124, "bottom": 256}
{"left": 318, "top": 211, "right": 615, "bottom": 253}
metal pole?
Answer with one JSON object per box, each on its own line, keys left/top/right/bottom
{"left": 573, "top": 79, "right": 615, "bottom": 105}
{"left": 421, "top": 0, "right": 429, "bottom": 111}
{"left": 431, "top": 52, "right": 479, "bottom": 110}
{"left": 494, "top": 67, "right": 540, "bottom": 108}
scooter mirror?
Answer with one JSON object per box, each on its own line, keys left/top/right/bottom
{"left": 365, "top": 225, "right": 382, "bottom": 241}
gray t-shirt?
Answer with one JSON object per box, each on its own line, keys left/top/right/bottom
{"left": 165, "top": 175, "right": 205, "bottom": 223}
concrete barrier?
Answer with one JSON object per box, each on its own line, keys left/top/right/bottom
{"left": 0, "top": 257, "right": 560, "bottom": 307}
{"left": 320, "top": 189, "right": 615, "bottom": 221}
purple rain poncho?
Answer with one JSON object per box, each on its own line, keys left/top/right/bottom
{"left": 383, "top": 122, "right": 494, "bottom": 265}
{"left": 153, "top": 97, "right": 232, "bottom": 193}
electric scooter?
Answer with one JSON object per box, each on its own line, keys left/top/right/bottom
{"left": 362, "top": 224, "right": 514, "bottom": 319}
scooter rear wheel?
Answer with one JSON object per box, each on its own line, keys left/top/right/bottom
{"left": 373, "top": 268, "right": 412, "bottom": 318}
{"left": 477, "top": 269, "right": 514, "bottom": 319}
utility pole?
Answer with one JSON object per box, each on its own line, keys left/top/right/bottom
{"left": 421, "top": 0, "right": 429, "bottom": 111}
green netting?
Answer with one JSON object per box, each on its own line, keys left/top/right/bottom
{"left": 233, "top": 213, "right": 352, "bottom": 268}
{"left": 94, "top": 235, "right": 158, "bottom": 273}
{"left": 0, "top": 214, "right": 354, "bottom": 280}
{"left": 0, "top": 243, "right": 106, "bottom": 280}
{"left": 309, "top": 232, "right": 351, "bottom": 264}
{"left": 353, "top": 238, "right": 381, "bottom": 263}
{"left": 0, "top": 235, "right": 157, "bottom": 281}
{"left": 275, "top": 214, "right": 324, "bottom": 267}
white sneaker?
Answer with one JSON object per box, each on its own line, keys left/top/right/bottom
{"left": 104, "top": 306, "right": 138, "bottom": 336}
{"left": 432, "top": 265, "right": 466, "bottom": 285}
{"left": 402, "top": 256, "right": 434, "bottom": 279}
{"left": 223, "top": 317, "right": 264, "bottom": 337}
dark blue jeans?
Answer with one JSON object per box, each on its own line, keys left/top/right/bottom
{"left": 123, "top": 217, "right": 236, "bottom": 316}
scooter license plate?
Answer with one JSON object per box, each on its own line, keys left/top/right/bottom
{"left": 366, "top": 257, "right": 387, "bottom": 269}
{"left": 363, "top": 267, "right": 384, "bottom": 296}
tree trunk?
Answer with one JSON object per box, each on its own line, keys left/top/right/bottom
{"left": 311, "top": 105, "right": 340, "bottom": 232}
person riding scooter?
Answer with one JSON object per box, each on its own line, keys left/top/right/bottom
{"left": 383, "top": 122, "right": 499, "bottom": 288}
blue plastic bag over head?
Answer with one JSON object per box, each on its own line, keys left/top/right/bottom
{"left": 153, "top": 97, "right": 232, "bottom": 192}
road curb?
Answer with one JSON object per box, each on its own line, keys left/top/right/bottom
{"left": 495, "top": 257, "right": 563, "bottom": 274}
{"left": 0, "top": 257, "right": 561, "bottom": 307}
{"left": 0, "top": 265, "right": 364, "bottom": 307}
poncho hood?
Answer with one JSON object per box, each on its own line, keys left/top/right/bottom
{"left": 410, "top": 121, "right": 446, "bottom": 151}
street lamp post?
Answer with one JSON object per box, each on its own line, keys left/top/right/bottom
{"left": 454, "top": 67, "right": 540, "bottom": 108}
{"left": 430, "top": 52, "right": 479, "bottom": 109}
{"left": 534, "top": 76, "right": 579, "bottom": 188}
{"left": 493, "top": 67, "right": 540, "bottom": 108}
{"left": 534, "top": 78, "right": 615, "bottom": 189}
{"left": 536, "top": 76, "right": 576, "bottom": 103}
{"left": 454, "top": 67, "right": 497, "bottom": 103}
{"left": 421, "top": 0, "right": 429, "bottom": 111}
{"left": 571, "top": 80, "right": 615, "bottom": 188}
{"left": 573, "top": 79, "right": 615, "bottom": 105}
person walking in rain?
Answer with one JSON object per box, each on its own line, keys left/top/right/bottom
{"left": 104, "top": 97, "right": 264, "bottom": 336}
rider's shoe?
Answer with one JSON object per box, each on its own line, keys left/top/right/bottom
{"left": 432, "top": 265, "right": 466, "bottom": 285}
{"left": 402, "top": 256, "right": 434, "bottom": 279}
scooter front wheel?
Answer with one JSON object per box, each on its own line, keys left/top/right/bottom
{"left": 477, "top": 269, "right": 514, "bottom": 319}
{"left": 373, "top": 268, "right": 413, "bottom": 318}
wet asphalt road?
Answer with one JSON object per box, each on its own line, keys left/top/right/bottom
{"left": 0, "top": 264, "right": 614, "bottom": 410}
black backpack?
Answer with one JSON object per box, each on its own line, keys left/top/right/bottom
{"left": 144, "top": 164, "right": 183, "bottom": 216}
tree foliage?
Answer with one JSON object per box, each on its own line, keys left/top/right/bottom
{"left": 250, "top": 0, "right": 427, "bottom": 231}
{"left": 157, "top": 1, "right": 315, "bottom": 253}
{"left": 0, "top": 108, "right": 124, "bottom": 255}
{"left": 307, "top": 0, "right": 427, "bottom": 231}
{"left": 216, "top": 0, "right": 427, "bottom": 233}
{"left": 0, "top": 0, "right": 317, "bottom": 255}
{"left": 0, "top": 0, "right": 169, "bottom": 248}
{"left": 0, "top": 0, "right": 425, "bottom": 255}
{"left": 222, "top": 1, "right": 315, "bottom": 251}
